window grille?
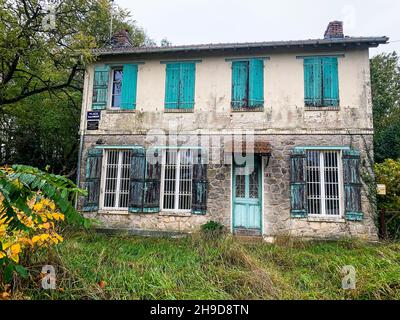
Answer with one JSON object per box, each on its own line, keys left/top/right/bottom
{"left": 103, "top": 150, "right": 133, "bottom": 209}
{"left": 161, "top": 149, "right": 193, "bottom": 211}
{"left": 306, "top": 150, "right": 342, "bottom": 216}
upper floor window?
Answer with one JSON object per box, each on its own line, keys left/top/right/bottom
{"left": 110, "top": 68, "right": 123, "bottom": 109}
{"left": 92, "top": 64, "right": 138, "bottom": 111}
{"left": 231, "top": 59, "right": 264, "bottom": 110}
{"left": 164, "top": 62, "right": 196, "bottom": 111}
{"left": 304, "top": 57, "right": 339, "bottom": 107}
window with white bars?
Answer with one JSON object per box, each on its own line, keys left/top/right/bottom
{"left": 102, "top": 150, "right": 133, "bottom": 209}
{"left": 306, "top": 150, "right": 343, "bottom": 217}
{"left": 161, "top": 149, "right": 193, "bottom": 211}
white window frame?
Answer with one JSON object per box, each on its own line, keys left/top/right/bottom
{"left": 108, "top": 67, "right": 123, "bottom": 110}
{"left": 306, "top": 149, "right": 344, "bottom": 218}
{"left": 100, "top": 149, "right": 132, "bottom": 211}
{"left": 160, "top": 149, "right": 194, "bottom": 213}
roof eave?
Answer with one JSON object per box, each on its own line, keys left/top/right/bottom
{"left": 92, "top": 37, "right": 389, "bottom": 57}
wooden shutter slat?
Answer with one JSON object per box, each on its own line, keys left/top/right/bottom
{"left": 191, "top": 150, "right": 208, "bottom": 215}
{"left": 322, "top": 57, "right": 339, "bottom": 106}
{"left": 121, "top": 64, "right": 138, "bottom": 110}
{"left": 92, "top": 66, "right": 110, "bottom": 110}
{"left": 143, "top": 149, "right": 162, "bottom": 213}
{"left": 128, "top": 148, "right": 146, "bottom": 213}
{"left": 343, "top": 149, "right": 363, "bottom": 221}
{"left": 179, "top": 63, "right": 196, "bottom": 109}
{"left": 83, "top": 148, "right": 103, "bottom": 212}
{"left": 165, "top": 63, "right": 180, "bottom": 109}
{"left": 290, "top": 149, "right": 307, "bottom": 218}
{"left": 232, "top": 61, "right": 249, "bottom": 108}
{"left": 249, "top": 59, "right": 264, "bottom": 108}
{"left": 304, "top": 58, "right": 322, "bottom": 107}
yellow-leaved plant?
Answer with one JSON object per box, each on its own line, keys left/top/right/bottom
{"left": 0, "top": 165, "right": 86, "bottom": 288}
{"left": 0, "top": 196, "right": 65, "bottom": 265}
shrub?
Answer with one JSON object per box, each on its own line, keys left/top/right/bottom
{"left": 375, "top": 159, "right": 400, "bottom": 239}
{"left": 0, "top": 165, "right": 86, "bottom": 284}
{"left": 201, "top": 221, "right": 225, "bottom": 238}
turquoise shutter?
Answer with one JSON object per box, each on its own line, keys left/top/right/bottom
{"left": 92, "top": 66, "right": 110, "bottom": 110}
{"left": 249, "top": 59, "right": 264, "bottom": 107}
{"left": 179, "top": 63, "right": 196, "bottom": 109}
{"left": 143, "top": 149, "right": 162, "bottom": 213}
{"left": 165, "top": 63, "right": 180, "bottom": 109}
{"left": 322, "top": 57, "right": 339, "bottom": 106}
{"left": 232, "top": 61, "right": 249, "bottom": 108}
{"left": 191, "top": 150, "right": 208, "bottom": 215}
{"left": 304, "top": 58, "right": 322, "bottom": 106}
{"left": 128, "top": 149, "right": 146, "bottom": 213}
{"left": 83, "top": 148, "right": 103, "bottom": 212}
{"left": 343, "top": 150, "right": 363, "bottom": 221}
{"left": 290, "top": 149, "right": 307, "bottom": 218}
{"left": 120, "top": 64, "right": 138, "bottom": 110}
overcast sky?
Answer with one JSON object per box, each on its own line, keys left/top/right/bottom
{"left": 117, "top": 0, "right": 400, "bottom": 56}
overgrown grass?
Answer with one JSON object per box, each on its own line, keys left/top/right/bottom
{"left": 9, "top": 231, "right": 400, "bottom": 300}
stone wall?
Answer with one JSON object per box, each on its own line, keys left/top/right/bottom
{"left": 79, "top": 133, "right": 377, "bottom": 241}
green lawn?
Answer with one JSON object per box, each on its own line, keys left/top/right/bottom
{"left": 25, "top": 231, "right": 400, "bottom": 300}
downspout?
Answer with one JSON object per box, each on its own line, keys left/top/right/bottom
{"left": 75, "top": 134, "right": 85, "bottom": 209}
{"left": 75, "top": 66, "right": 90, "bottom": 209}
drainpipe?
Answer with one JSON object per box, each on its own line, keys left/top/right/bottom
{"left": 75, "top": 134, "right": 85, "bottom": 209}
{"left": 75, "top": 66, "right": 90, "bottom": 209}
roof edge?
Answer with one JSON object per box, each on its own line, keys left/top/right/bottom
{"left": 93, "top": 36, "right": 389, "bottom": 56}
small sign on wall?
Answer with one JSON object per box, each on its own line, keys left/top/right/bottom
{"left": 87, "top": 111, "right": 100, "bottom": 130}
{"left": 87, "top": 111, "right": 101, "bottom": 121}
{"left": 87, "top": 121, "right": 99, "bottom": 131}
{"left": 377, "top": 184, "right": 387, "bottom": 195}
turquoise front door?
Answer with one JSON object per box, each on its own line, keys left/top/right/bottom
{"left": 233, "top": 157, "right": 262, "bottom": 233}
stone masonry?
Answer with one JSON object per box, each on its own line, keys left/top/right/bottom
{"left": 80, "top": 133, "right": 377, "bottom": 241}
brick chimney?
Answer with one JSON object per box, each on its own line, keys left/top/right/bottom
{"left": 111, "top": 29, "right": 132, "bottom": 47}
{"left": 324, "top": 21, "right": 344, "bottom": 39}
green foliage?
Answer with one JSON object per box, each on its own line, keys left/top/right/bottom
{"left": 370, "top": 52, "right": 400, "bottom": 163}
{"left": 375, "top": 159, "right": 400, "bottom": 211}
{"left": 201, "top": 221, "right": 225, "bottom": 232}
{"left": 0, "top": 165, "right": 86, "bottom": 229}
{"left": 17, "top": 231, "right": 400, "bottom": 300}
{"left": 0, "top": 0, "right": 153, "bottom": 176}
{"left": 375, "top": 159, "right": 400, "bottom": 239}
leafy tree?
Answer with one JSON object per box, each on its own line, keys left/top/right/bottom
{"left": 370, "top": 52, "right": 400, "bottom": 163}
{"left": 0, "top": 0, "right": 152, "bottom": 176}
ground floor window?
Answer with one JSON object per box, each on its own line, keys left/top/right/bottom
{"left": 306, "top": 150, "right": 342, "bottom": 217}
{"left": 102, "top": 149, "right": 133, "bottom": 209}
{"left": 161, "top": 149, "right": 194, "bottom": 211}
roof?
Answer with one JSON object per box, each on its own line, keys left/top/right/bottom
{"left": 93, "top": 36, "right": 389, "bottom": 57}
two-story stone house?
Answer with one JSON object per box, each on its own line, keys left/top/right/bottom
{"left": 78, "top": 22, "right": 388, "bottom": 240}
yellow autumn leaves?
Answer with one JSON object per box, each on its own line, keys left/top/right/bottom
{"left": 0, "top": 196, "right": 65, "bottom": 264}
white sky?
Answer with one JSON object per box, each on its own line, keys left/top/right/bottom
{"left": 117, "top": 0, "right": 400, "bottom": 56}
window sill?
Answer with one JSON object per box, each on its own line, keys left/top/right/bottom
{"left": 159, "top": 211, "right": 192, "bottom": 217}
{"left": 305, "top": 106, "right": 340, "bottom": 111}
{"left": 307, "top": 216, "right": 346, "bottom": 223}
{"left": 98, "top": 210, "right": 129, "bottom": 215}
{"left": 164, "top": 109, "right": 194, "bottom": 113}
{"left": 231, "top": 107, "right": 264, "bottom": 112}
{"left": 106, "top": 109, "right": 136, "bottom": 114}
